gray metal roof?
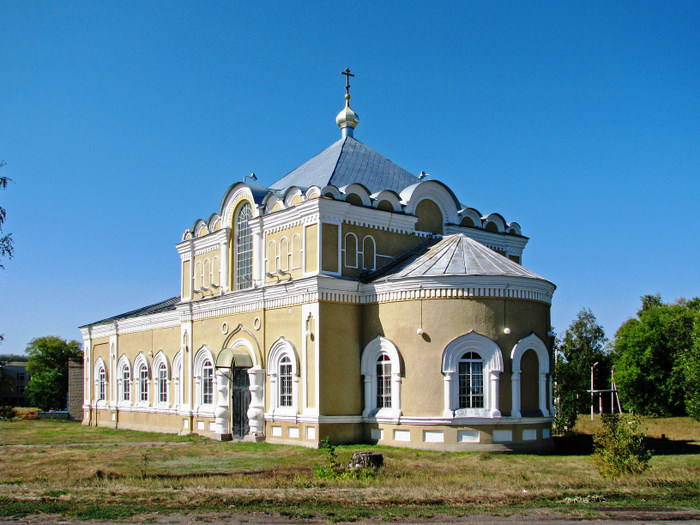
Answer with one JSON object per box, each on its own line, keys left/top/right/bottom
{"left": 375, "top": 234, "right": 548, "bottom": 282}
{"left": 81, "top": 296, "right": 180, "bottom": 328}
{"left": 269, "top": 136, "right": 419, "bottom": 194}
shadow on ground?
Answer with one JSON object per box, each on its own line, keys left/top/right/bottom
{"left": 553, "top": 434, "right": 700, "bottom": 456}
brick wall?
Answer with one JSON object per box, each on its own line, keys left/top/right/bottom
{"left": 68, "top": 357, "right": 84, "bottom": 420}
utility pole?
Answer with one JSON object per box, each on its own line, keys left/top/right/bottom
{"left": 591, "top": 361, "right": 599, "bottom": 421}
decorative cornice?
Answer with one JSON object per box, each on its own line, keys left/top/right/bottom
{"left": 85, "top": 271, "right": 553, "bottom": 336}
{"left": 445, "top": 225, "right": 528, "bottom": 255}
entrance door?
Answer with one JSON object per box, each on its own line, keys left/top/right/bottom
{"left": 231, "top": 367, "right": 251, "bottom": 439}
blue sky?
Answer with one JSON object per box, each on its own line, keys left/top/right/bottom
{"left": 1, "top": 2, "right": 698, "bottom": 353}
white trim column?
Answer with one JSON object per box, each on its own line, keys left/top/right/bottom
{"left": 539, "top": 372, "right": 549, "bottom": 416}
{"left": 442, "top": 371, "right": 453, "bottom": 417}
{"left": 490, "top": 370, "right": 501, "bottom": 417}
{"left": 511, "top": 370, "right": 521, "bottom": 418}
{"left": 246, "top": 367, "right": 265, "bottom": 438}
{"left": 215, "top": 369, "right": 231, "bottom": 435}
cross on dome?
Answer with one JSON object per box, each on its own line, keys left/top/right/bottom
{"left": 336, "top": 67, "right": 359, "bottom": 137}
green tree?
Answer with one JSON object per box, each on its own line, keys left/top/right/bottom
{"left": 613, "top": 295, "right": 698, "bottom": 416}
{"left": 553, "top": 308, "right": 610, "bottom": 433}
{"left": 592, "top": 413, "right": 652, "bottom": 478}
{"left": 25, "top": 336, "right": 82, "bottom": 411}
{"left": 678, "top": 310, "right": 700, "bottom": 421}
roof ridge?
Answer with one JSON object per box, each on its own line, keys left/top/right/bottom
{"left": 332, "top": 136, "right": 349, "bottom": 181}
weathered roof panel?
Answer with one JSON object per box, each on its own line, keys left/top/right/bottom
{"left": 374, "top": 234, "right": 549, "bottom": 282}
{"left": 269, "top": 137, "right": 419, "bottom": 194}
{"left": 81, "top": 296, "right": 180, "bottom": 328}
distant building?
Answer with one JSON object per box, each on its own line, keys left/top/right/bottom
{"left": 1, "top": 361, "right": 31, "bottom": 406}
{"left": 81, "top": 75, "right": 556, "bottom": 451}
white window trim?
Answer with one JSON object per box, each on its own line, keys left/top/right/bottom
{"left": 510, "top": 333, "right": 550, "bottom": 418}
{"left": 134, "top": 352, "right": 150, "bottom": 407}
{"left": 116, "top": 355, "right": 132, "bottom": 406}
{"left": 442, "top": 332, "right": 503, "bottom": 418}
{"left": 152, "top": 351, "right": 170, "bottom": 408}
{"left": 361, "top": 336, "right": 402, "bottom": 421}
{"left": 94, "top": 358, "right": 107, "bottom": 407}
{"left": 343, "top": 232, "right": 358, "bottom": 268}
{"left": 193, "top": 346, "right": 216, "bottom": 417}
{"left": 267, "top": 337, "right": 300, "bottom": 418}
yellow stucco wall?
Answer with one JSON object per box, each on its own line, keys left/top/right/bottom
{"left": 339, "top": 224, "right": 423, "bottom": 277}
{"left": 318, "top": 302, "right": 362, "bottom": 415}
{"left": 361, "top": 297, "right": 552, "bottom": 417}
{"left": 321, "top": 223, "right": 338, "bottom": 272}
{"left": 304, "top": 224, "right": 318, "bottom": 273}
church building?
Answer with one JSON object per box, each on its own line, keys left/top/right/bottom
{"left": 81, "top": 73, "right": 556, "bottom": 452}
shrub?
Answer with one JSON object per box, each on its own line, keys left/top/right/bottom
{"left": 592, "top": 414, "right": 652, "bottom": 478}
{"left": 0, "top": 406, "right": 13, "bottom": 420}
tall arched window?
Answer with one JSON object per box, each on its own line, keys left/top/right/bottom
{"left": 98, "top": 366, "right": 106, "bottom": 401}
{"left": 158, "top": 362, "right": 168, "bottom": 404}
{"left": 361, "top": 336, "right": 402, "bottom": 420}
{"left": 93, "top": 358, "right": 107, "bottom": 405}
{"left": 279, "top": 355, "right": 293, "bottom": 407}
{"left": 193, "top": 347, "right": 216, "bottom": 417}
{"left": 442, "top": 332, "right": 503, "bottom": 418}
{"left": 202, "top": 359, "right": 214, "bottom": 405}
{"left": 122, "top": 365, "right": 131, "bottom": 402}
{"left": 267, "top": 338, "right": 299, "bottom": 416}
{"left": 139, "top": 364, "right": 149, "bottom": 403}
{"left": 458, "top": 352, "right": 484, "bottom": 409}
{"left": 117, "top": 356, "right": 131, "bottom": 405}
{"left": 234, "top": 202, "right": 253, "bottom": 290}
{"left": 376, "top": 353, "right": 392, "bottom": 408}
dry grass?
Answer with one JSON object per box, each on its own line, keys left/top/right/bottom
{"left": 0, "top": 417, "right": 698, "bottom": 522}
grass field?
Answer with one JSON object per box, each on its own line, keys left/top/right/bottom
{"left": 0, "top": 416, "right": 698, "bottom": 522}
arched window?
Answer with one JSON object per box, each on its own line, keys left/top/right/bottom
{"left": 376, "top": 353, "right": 392, "bottom": 408}
{"left": 510, "top": 333, "right": 551, "bottom": 417}
{"left": 344, "top": 233, "right": 358, "bottom": 268}
{"left": 202, "top": 360, "right": 214, "bottom": 405}
{"left": 193, "top": 347, "right": 216, "bottom": 416}
{"left": 93, "top": 358, "right": 107, "bottom": 404}
{"left": 122, "top": 365, "right": 130, "bottom": 402}
{"left": 279, "top": 355, "right": 293, "bottom": 407}
{"left": 117, "top": 356, "right": 131, "bottom": 405}
{"left": 234, "top": 202, "right": 253, "bottom": 290}
{"left": 152, "top": 352, "right": 169, "bottom": 406}
{"left": 98, "top": 366, "right": 106, "bottom": 401}
{"left": 442, "top": 332, "right": 503, "bottom": 418}
{"left": 361, "top": 336, "right": 402, "bottom": 420}
{"left": 158, "top": 362, "right": 168, "bottom": 403}
{"left": 139, "top": 364, "right": 149, "bottom": 403}
{"left": 134, "top": 353, "right": 149, "bottom": 405}
{"left": 267, "top": 338, "right": 299, "bottom": 416}
{"left": 458, "top": 352, "right": 484, "bottom": 409}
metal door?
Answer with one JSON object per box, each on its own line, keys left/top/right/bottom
{"left": 231, "top": 367, "right": 251, "bottom": 439}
